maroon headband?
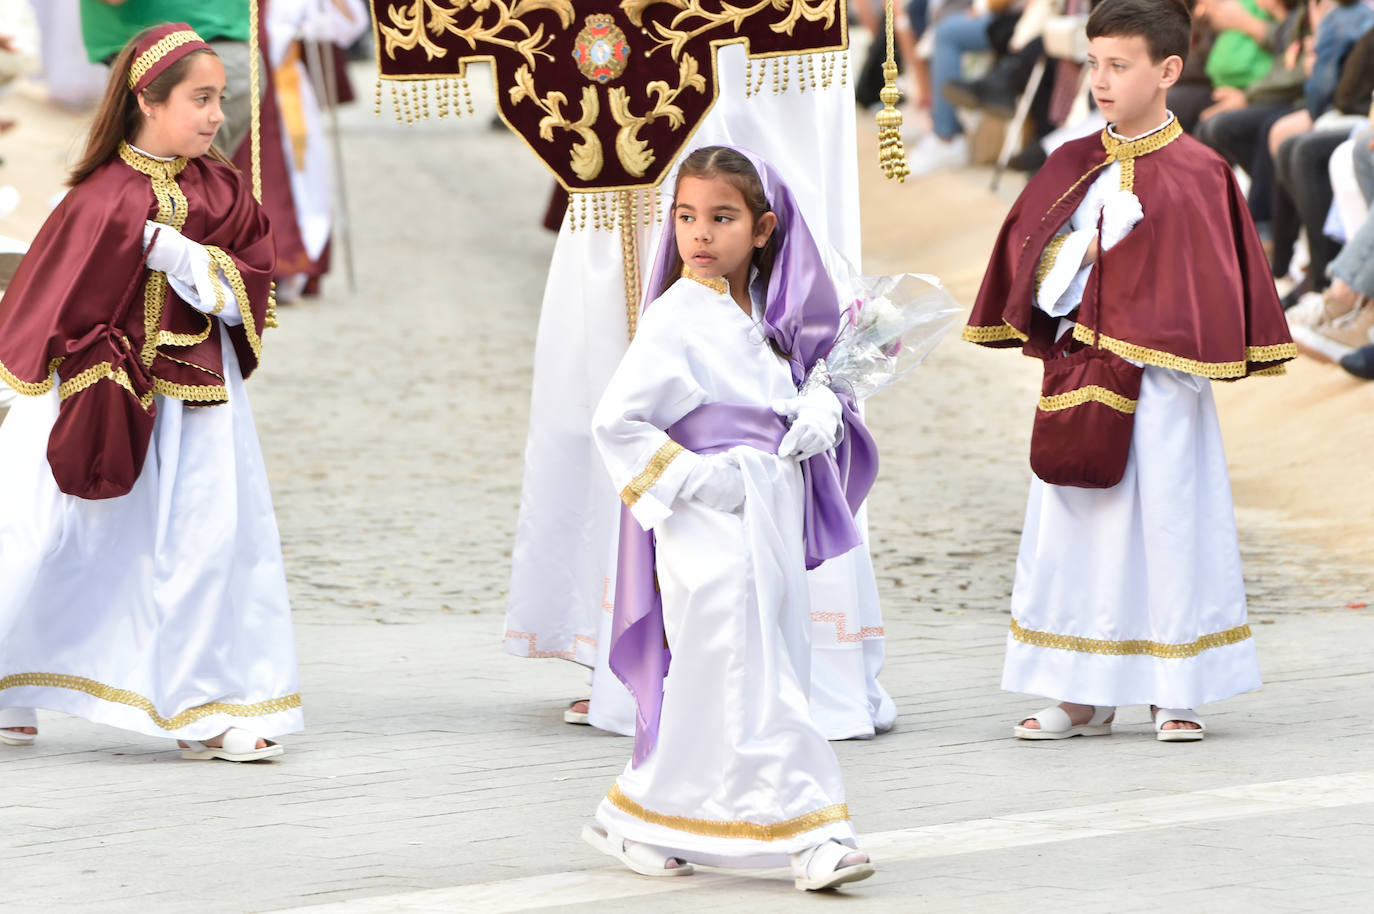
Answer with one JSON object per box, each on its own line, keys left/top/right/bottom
{"left": 127, "top": 23, "right": 212, "bottom": 94}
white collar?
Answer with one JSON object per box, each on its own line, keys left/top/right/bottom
{"left": 127, "top": 142, "right": 178, "bottom": 163}
{"left": 1107, "top": 111, "right": 1176, "bottom": 143}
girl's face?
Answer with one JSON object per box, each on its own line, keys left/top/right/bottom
{"left": 673, "top": 175, "right": 776, "bottom": 286}
{"left": 135, "top": 53, "right": 227, "bottom": 158}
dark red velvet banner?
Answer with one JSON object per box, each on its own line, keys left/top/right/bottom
{"left": 369, "top": 1, "right": 846, "bottom": 190}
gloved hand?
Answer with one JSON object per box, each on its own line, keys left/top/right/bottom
{"left": 679, "top": 452, "right": 745, "bottom": 513}
{"left": 1098, "top": 190, "right": 1143, "bottom": 251}
{"left": 772, "top": 385, "right": 842, "bottom": 460}
{"left": 142, "top": 220, "right": 199, "bottom": 285}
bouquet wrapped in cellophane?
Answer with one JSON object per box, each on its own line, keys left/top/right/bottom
{"left": 822, "top": 259, "right": 963, "bottom": 401}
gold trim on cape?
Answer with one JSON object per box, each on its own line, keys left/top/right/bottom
{"left": 1034, "top": 233, "right": 1069, "bottom": 298}
{"left": 1069, "top": 323, "right": 1296, "bottom": 379}
{"left": 1009, "top": 618, "right": 1252, "bottom": 659}
{"left": 205, "top": 246, "right": 263, "bottom": 362}
{"left": 962, "top": 322, "right": 1028, "bottom": 344}
{"left": 605, "top": 784, "right": 849, "bottom": 840}
{"left": 1038, "top": 384, "right": 1137, "bottom": 414}
{"left": 619, "top": 440, "right": 686, "bottom": 507}
{"left": 0, "top": 671, "right": 300, "bottom": 731}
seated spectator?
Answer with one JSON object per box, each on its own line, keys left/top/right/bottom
{"left": 1193, "top": 0, "right": 1306, "bottom": 227}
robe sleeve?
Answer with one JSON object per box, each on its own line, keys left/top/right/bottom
{"left": 591, "top": 297, "right": 709, "bottom": 532}
{"left": 199, "top": 167, "right": 276, "bottom": 377}
{"left": 166, "top": 244, "right": 243, "bottom": 326}
{"left": 1035, "top": 229, "right": 1094, "bottom": 317}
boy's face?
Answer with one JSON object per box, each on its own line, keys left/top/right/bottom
{"left": 1087, "top": 34, "right": 1181, "bottom": 133}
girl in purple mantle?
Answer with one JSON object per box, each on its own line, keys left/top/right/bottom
{"left": 581, "top": 146, "right": 876, "bottom": 891}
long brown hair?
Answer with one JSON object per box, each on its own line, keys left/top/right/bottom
{"left": 659, "top": 146, "right": 779, "bottom": 299}
{"left": 68, "top": 26, "right": 235, "bottom": 187}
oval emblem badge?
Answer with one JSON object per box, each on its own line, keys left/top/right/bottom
{"left": 572, "top": 14, "right": 630, "bottom": 84}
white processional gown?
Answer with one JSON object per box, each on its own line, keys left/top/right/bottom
{"left": 0, "top": 235, "right": 302, "bottom": 741}
{"left": 505, "top": 44, "right": 895, "bottom": 740}
{"left": 1002, "top": 118, "right": 1261, "bottom": 709}
{"left": 590, "top": 274, "right": 857, "bottom": 864}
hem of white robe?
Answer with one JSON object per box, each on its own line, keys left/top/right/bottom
{"left": 1001, "top": 633, "right": 1261, "bottom": 708}
{"left": 501, "top": 633, "right": 598, "bottom": 668}
{"left": 594, "top": 796, "right": 856, "bottom": 867}
{"left": 0, "top": 686, "right": 303, "bottom": 741}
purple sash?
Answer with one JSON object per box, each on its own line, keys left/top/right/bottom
{"left": 610, "top": 400, "right": 876, "bottom": 766}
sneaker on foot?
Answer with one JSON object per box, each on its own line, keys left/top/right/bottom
{"left": 1294, "top": 299, "right": 1374, "bottom": 362}
{"left": 907, "top": 132, "right": 968, "bottom": 178}
{"left": 1338, "top": 342, "right": 1374, "bottom": 379}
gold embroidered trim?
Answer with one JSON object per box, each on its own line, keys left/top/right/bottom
{"left": 606, "top": 785, "right": 849, "bottom": 841}
{"left": 619, "top": 440, "right": 685, "bottom": 508}
{"left": 1247, "top": 342, "right": 1299, "bottom": 363}
{"left": 205, "top": 246, "right": 262, "bottom": 361}
{"left": 152, "top": 377, "right": 228, "bottom": 402}
{"left": 1038, "top": 384, "right": 1137, "bottom": 414}
{"left": 0, "top": 357, "right": 62, "bottom": 397}
{"left": 1034, "top": 233, "right": 1070, "bottom": 298}
{"left": 1009, "top": 617, "right": 1252, "bottom": 658}
{"left": 962, "top": 322, "right": 1028, "bottom": 344}
{"left": 119, "top": 144, "right": 189, "bottom": 372}
{"left": 158, "top": 314, "right": 213, "bottom": 349}
{"left": 56, "top": 361, "right": 155, "bottom": 409}
{"left": 0, "top": 671, "right": 299, "bottom": 731}
{"left": 1070, "top": 323, "right": 1247, "bottom": 379}
{"left": 203, "top": 248, "right": 227, "bottom": 315}
{"left": 680, "top": 264, "right": 728, "bottom": 295}
{"left": 128, "top": 30, "right": 203, "bottom": 89}
{"left": 1101, "top": 117, "right": 1183, "bottom": 193}
{"left": 1250, "top": 364, "right": 1287, "bottom": 377}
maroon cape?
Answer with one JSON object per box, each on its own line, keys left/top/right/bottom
{"left": 0, "top": 145, "right": 274, "bottom": 417}
{"left": 965, "top": 124, "right": 1295, "bottom": 379}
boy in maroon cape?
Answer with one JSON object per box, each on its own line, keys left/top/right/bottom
{"left": 964, "top": 0, "right": 1295, "bottom": 743}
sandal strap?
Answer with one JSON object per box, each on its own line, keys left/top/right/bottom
{"left": 1023, "top": 705, "right": 1072, "bottom": 733}
{"left": 1153, "top": 707, "right": 1204, "bottom": 731}
{"left": 0, "top": 707, "right": 38, "bottom": 729}
{"left": 794, "top": 839, "right": 854, "bottom": 880}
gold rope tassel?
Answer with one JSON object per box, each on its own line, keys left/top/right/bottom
{"left": 876, "top": 0, "right": 909, "bottom": 181}
{"left": 619, "top": 191, "right": 641, "bottom": 341}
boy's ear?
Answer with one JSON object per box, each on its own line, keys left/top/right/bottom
{"left": 1159, "top": 54, "right": 1184, "bottom": 89}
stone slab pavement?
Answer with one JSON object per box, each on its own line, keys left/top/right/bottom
{"left": 2, "top": 66, "right": 1371, "bottom": 913}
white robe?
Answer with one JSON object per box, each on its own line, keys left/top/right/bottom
{"left": 1002, "top": 118, "right": 1261, "bottom": 709}
{"left": 590, "top": 276, "right": 855, "bottom": 864}
{"left": 0, "top": 238, "right": 302, "bottom": 741}
{"left": 504, "top": 44, "right": 896, "bottom": 740}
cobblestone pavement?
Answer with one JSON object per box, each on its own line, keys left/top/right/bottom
{"left": 2, "top": 70, "right": 1371, "bottom": 913}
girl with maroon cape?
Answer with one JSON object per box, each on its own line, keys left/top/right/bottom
{"left": 581, "top": 147, "right": 875, "bottom": 892}
{"left": 0, "top": 24, "right": 301, "bottom": 760}
{"left": 964, "top": 0, "right": 1295, "bottom": 743}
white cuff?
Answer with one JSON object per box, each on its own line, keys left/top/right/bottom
{"left": 620, "top": 441, "right": 699, "bottom": 531}
{"left": 167, "top": 244, "right": 243, "bottom": 326}
{"left": 1035, "top": 228, "right": 1094, "bottom": 318}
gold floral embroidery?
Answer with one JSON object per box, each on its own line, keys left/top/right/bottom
{"left": 1009, "top": 618, "right": 1252, "bottom": 659}
{"left": 619, "top": 440, "right": 686, "bottom": 508}
{"left": 606, "top": 784, "right": 849, "bottom": 840}
{"left": 1038, "top": 384, "right": 1137, "bottom": 415}
{"left": 0, "top": 671, "right": 299, "bottom": 731}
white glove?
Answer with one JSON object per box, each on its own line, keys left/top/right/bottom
{"left": 772, "top": 385, "right": 842, "bottom": 460}
{"left": 1098, "top": 190, "right": 1143, "bottom": 251}
{"left": 143, "top": 220, "right": 200, "bottom": 285}
{"left": 679, "top": 452, "right": 745, "bottom": 513}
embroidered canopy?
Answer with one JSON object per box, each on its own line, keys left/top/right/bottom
{"left": 369, "top": 1, "right": 846, "bottom": 191}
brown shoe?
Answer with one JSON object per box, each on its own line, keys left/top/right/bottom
{"left": 1294, "top": 298, "right": 1374, "bottom": 362}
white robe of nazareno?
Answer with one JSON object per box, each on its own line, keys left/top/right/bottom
{"left": 589, "top": 275, "right": 856, "bottom": 864}
{"left": 504, "top": 44, "right": 896, "bottom": 740}
{"left": 0, "top": 216, "right": 302, "bottom": 741}
{"left": 1002, "top": 117, "right": 1261, "bottom": 709}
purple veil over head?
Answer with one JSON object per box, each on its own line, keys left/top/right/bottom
{"left": 612, "top": 145, "right": 879, "bottom": 766}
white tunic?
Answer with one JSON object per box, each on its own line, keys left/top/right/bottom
{"left": 590, "top": 276, "right": 855, "bottom": 863}
{"left": 505, "top": 44, "right": 896, "bottom": 740}
{"left": 0, "top": 235, "right": 302, "bottom": 740}
{"left": 1002, "top": 118, "right": 1261, "bottom": 709}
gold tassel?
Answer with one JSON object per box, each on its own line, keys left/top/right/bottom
{"left": 876, "top": 0, "right": 909, "bottom": 182}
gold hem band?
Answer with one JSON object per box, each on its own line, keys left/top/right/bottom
{"left": 605, "top": 784, "right": 849, "bottom": 841}
{"left": 0, "top": 671, "right": 300, "bottom": 731}
{"left": 1009, "top": 618, "right": 1252, "bottom": 659}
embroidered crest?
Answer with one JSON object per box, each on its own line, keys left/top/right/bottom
{"left": 573, "top": 14, "right": 630, "bottom": 84}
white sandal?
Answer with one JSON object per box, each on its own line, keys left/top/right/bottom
{"left": 792, "top": 839, "right": 875, "bottom": 891}
{"left": 1152, "top": 706, "right": 1205, "bottom": 742}
{"left": 1013, "top": 704, "right": 1115, "bottom": 740}
{"left": 0, "top": 707, "right": 38, "bottom": 746}
{"left": 179, "top": 728, "right": 284, "bottom": 762}
{"left": 563, "top": 699, "right": 590, "bottom": 725}
{"left": 580, "top": 823, "right": 693, "bottom": 877}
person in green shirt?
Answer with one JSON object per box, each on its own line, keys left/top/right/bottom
{"left": 80, "top": 1, "right": 255, "bottom": 156}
